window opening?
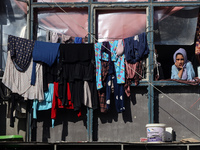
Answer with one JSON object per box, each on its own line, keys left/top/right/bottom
{"left": 155, "top": 44, "right": 196, "bottom": 80}
{"left": 154, "top": 6, "right": 199, "bottom": 45}
{"left": 95, "top": 9, "right": 149, "bottom": 81}
{"left": 36, "top": 8, "right": 89, "bottom": 38}
{"left": 153, "top": 7, "right": 199, "bottom": 81}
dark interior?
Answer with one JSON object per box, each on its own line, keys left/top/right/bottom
{"left": 155, "top": 44, "right": 199, "bottom": 80}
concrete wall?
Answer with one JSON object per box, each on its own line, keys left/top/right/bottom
{"left": 94, "top": 87, "right": 148, "bottom": 142}
{"left": 157, "top": 86, "right": 200, "bottom": 141}
{"left": 35, "top": 86, "right": 149, "bottom": 142}
{"left": 35, "top": 108, "right": 88, "bottom": 142}
{"left": 2, "top": 86, "right": 200, "bottom": 142}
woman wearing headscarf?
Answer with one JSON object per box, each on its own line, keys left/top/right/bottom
{"left": 171, "top": 48, "right": 195, "bottom": 80}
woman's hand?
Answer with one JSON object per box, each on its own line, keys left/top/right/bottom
{"left": 175, "top": 62, "right": 183, "bottom": 78}
{"left": 175, "top": 62, "right": 183, "bottom": 69}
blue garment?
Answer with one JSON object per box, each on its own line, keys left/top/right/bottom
{"left": 106, "top": 62, "right": 125, "bottom": 112}
{"left": 109, "top": 40, "right": 125, "bottom": 84}
{"left": 95, "top": 40, "right": 125, "bottom": 90}
{"left": 124, "top": 36, "right": 134, "bottom": 63}
{"left": 101, "top": 42, "right": 111, "bottom": 63}
{"left": 124, "top": 32, "right": 149, "bottom": 64}
{"left": 74, "top": 37, "right": 82, "bottom": 43}
{"left": 171, "top": 62, "right": 195, "bottom": 81}
{"left": 95, "top": 42, "right": 103, "bottom": 90}
{"left": 32, "top": 83, "right": 54, "bottom": 119}
{"left": 31, "top": 41, "right": 60, "bottom": 85}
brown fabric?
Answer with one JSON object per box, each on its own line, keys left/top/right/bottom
{"left": 125, "top": 60, "right": 137, "bottom": 79}
{"left": 98, "top": 61, "right": 109, "bottom": 113}
{"left": 133, "top": 61, "right": 143, "bottom": 85}
{"left": 124, "top": 78, "right": 132, "bottom": 97}
{"left": 124, "top": 61, "right": 143, "bottom": 97}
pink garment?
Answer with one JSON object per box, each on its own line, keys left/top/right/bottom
{"left": 125, "top": 60, "right": 137, "bottom": 79}
{"left": 116, "top": 39, "right": 124, "bottom": 57}
{"left": 124, "top": 60, "right": 142, "bottom": 97}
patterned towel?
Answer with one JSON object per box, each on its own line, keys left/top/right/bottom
{"left": 8, "top": 35, "right": 35, "bottom": 72}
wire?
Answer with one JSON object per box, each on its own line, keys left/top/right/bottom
{"left": 190, "top": 97, "right": 200, "bottom": 109}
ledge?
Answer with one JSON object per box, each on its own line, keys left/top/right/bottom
{"left": 131, "top": 80, "right": 200, "bottom": 86}
{"left": 1, "top": 141, "right": 200, "bottom": 146}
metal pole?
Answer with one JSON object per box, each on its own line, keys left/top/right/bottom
{"left": 147, "top": 3, "right": 154, "bottom": 123}
{"left": 26, "top": 0, "right": 33, "bottom": 142}
{"left": 25, "top": 0, "right": 31, "bottom": 142}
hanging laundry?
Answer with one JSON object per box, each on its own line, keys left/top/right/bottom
{"left": 124, "top": 60, "right": 142, "bottom": 97}
{"left": 32, "top": 83, "right": 54, "bottom": 119}
{"left": 42, "top": 61, "right": 59, "bottom": 92}
{"left": 116, "top": 39, "right": 124, "bottom": 57}
{"left": 104, "top": 40, "right": 125, "bottom": 84}
{"left": 58, "top": 43, "right": 97, "bottom": 111}
{"left": 74, "top": 37, "right": 97, "bottom": 109}
{"left": 124, "top": 32, "right": 149, "bottom": 64}
{"left": 83, "top": 80, "right": 98, "bottom": 109}
{"left": 101, "top": 41, "right": 111, "bottom": 63}
{"left": 123, "top": 33, "right": 149, "bottom": 97}
{"left": 83, "top": 81, "right": 92, "bottom": 108}
{"left": 98, "top": 60, "right": 109, "bottom": 113}
{"left": 7, "top": 93, "right": 26, "bottom": 127}
{"left": 59, "top": 43, "right": 93, "bottom": 65}
{"left": 0, "top": 72, "right": 11, "bottom": 101}
{"left": 61, "top": 34, "right": 71, "bottom": 44}
{"left": 95, "top": 42, "right": 103, "bottom": 89}
{"left": 44, "top": 30, "right": 60, "bottom": 91}
{"left": 31, "top": 41, "right": 60, "bottom": 85}
{"left": 74, "top": 37, "right": 82, "bottom": 43}
{"left": 2, "top": 51, "right": 44, "bottom": 101}
{"left": 8, "top": 35, "right": 35, "bottom": 72}
{"left": 95, "top": 40, "right": 125, "bottom": 90}
{"left": 97, "top": 41, "right": 125, "bottom": 113}
{"left": 106, "top": 62, "right": 125, "bottom": 112}
{"left": 51, "top": 82, "right": 81, "bottom": 128}
{"left": 50, "top": 31, "right": 59, "bottom": 43}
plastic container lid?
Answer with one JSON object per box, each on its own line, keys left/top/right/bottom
{"left": 0, "top": 135, "right": 23, "bottom": 141}
{"left": 146, "top": 123, "right": 166, "bottom": 127}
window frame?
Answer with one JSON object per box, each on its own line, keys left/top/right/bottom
{"left": 29, "top": 0, "right": 200, "bottom": 142}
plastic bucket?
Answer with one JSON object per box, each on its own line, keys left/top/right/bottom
{"left": 146, "top": 123, "right": 166, "bottom": 142}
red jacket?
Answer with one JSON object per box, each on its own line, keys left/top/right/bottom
{"left": 51, "top": 82, "right": 81, "bottom": 119}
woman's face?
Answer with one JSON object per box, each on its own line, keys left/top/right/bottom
{"left": 176, "top": 54, "right": 184, "bottom": 67}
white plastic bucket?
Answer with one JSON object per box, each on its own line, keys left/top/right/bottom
{"left": 146, "top": 123, "right": 166, "bottom": 142}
